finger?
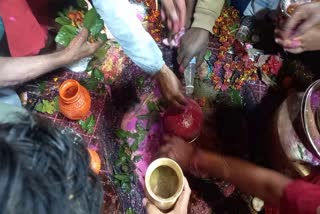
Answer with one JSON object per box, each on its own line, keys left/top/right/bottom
{"left": 161, "top": 7, "right": 166, "bottom": 22}
{"left": 167, "top": 18, "right": 173, "bottom": 32}
{"left": 91, "top": 38, "right": 104, "bottom": 50}
{"left": 174, "top": 177, "right": 191, "bottom": 212}
{"left": 174, "top": 0, "right": 186, "bottom": 29}
{"left": 283, "top": 10, "right": 307, "bottom": 38}
{"left": 294, "top": 15, "right": 320, "bottom": 37}
{"left": 175, "top": 92, "right": 187, "bottom": 106}
{"left": 196, "top": 50, "right": 206, "bottom": 67}
{"left": 69, "top": 28, "right": 89, "bottom": 47}
{"left": 162, "top": 0, "right": 176, "bottom": 31}
{"left": 172, "top": 100, "right": 186, "bottom": 111}
{"left": 284, "top": 47, "right": 304, "bottom": 54}
{"left": 181, "top": 54, "right": 193, "bottom": 70}
{"left": 143, "top": 198, "right": 161, "bottom": 214}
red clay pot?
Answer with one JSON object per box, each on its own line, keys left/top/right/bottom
{"left": 58, "top": 79, "right": 91, "bottom": 120}
{"left": 163, "top": 98, "right": 204, "bottom": 142}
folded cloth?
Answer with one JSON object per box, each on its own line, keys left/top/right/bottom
{"left": 0, "top": 0, "right": 48, "bottom": 57}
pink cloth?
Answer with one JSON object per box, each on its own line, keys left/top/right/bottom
{"left": 162, "top": 28, "right": 185, "bottom": 47}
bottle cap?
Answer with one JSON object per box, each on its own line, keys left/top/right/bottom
{"left": 190, "top": 57, "right": 196, "bottom": 64}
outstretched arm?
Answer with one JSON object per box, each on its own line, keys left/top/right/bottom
{"left": 160, "top": 135, "right": 291, "bottom": 206}
{"left": 0, "top": 28, "right": 101, "bottom": 87}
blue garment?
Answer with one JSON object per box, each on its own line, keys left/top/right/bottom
{"left": 231, "top": 0, "right": 251, "bottom": 14}
{"left": 0, "top": 17, "right": 4, "bottom": 42}
{"left": 243, "top": 0, "right": 280, "bottom": 16}
{"left": 93, "top": 0, "right": 165, "bottom": 75}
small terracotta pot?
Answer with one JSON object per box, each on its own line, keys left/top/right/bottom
{"left": 58, "top": 79, "right": 91, "bottom": 120}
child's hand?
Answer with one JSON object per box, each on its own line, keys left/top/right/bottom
{"left": 143, "top": 177, "right": 191, "bottom": 214}
{"left": 159, "top": 135, "right": 195, "bottom": 170}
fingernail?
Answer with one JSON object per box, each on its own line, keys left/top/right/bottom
{"left": 179, "top": 66, "right": 184, "bottom": 73}
{"left": 290, "top": 40, "right": 301, "bottom": 47}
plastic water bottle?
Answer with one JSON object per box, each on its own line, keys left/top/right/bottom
{"left": 184, "top": 57, "right": 196, "bottom": 96}
{"left": 236, "top": 16, "right": 254, "bottom": 43}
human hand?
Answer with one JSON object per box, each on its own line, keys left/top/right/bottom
{"left": 281, "top": 2, "right": 320, "bottom": 39}
{"left": 143, "top": 177, "right": 191, "bottom": 214}
{"left": 64, "top": 28, "right": 103, "bottom": 63}
{"left": 155, "top": 65, "right": 187, "bottom": 110}
{"left": 160, "top": 0, "right": 186, "bottom": 34}
{"left": 178, "top": 28, "right": 209, "bottom": 72}
{"left": 275, "top": 24, "right": 320, "bottom": 54}
{"left": 159, "top": 135, "right": 195, "bottom": 170}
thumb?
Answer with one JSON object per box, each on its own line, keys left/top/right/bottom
{"left": 143, "top": 198, "right": 162, "bottom": 214}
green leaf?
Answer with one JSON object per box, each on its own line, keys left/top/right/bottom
{"left": 93, "top": 69, "right": 104, "bottom": 82}
{"left": 38, "top": 82, "right": 46, "bottom": 94}
{"left": 94, "top": 45, "right": 108, "bottom": 60}
{"left": 115, "top": 129, "right": 130, "bottom": 139}
{"left": 131, "top": 139, "right": 139, "bottom": 152}
{"left": 55, "top": 17, "right": 71, "bottom": 26}
{"left": 126, "top": 208, "right": 136, "bottom": 214}
{"left": 77, "top": 0, "right": 88, "bottom": 9}
{"left": 133, "top": 155, "right": 142, "bottom": 163}
{"left": 53, "top": 96, "right": 59, "bottom": 112}
{"left": 98, "top": 33, "right": 108, "bottom": 43}
{"left": 35, "top": 99, "right": 57, "bottom": 114}
{"left": 55, "top": 25, "right": 78, "bottom": 47}
{"left": 136, "top": 76, "right": 145, "bottom": 89}
{"left": 204, "top": 50, "right": 212, "bottom": 61}
{"left": 83, "top": 8, "right": 104, "bottom": 36}
{"left": 121, "top": 164, "right": 129, "bottom": 172}
{"left": 229, "top": 89, "right": 243, "bottom": 107}
{"left": 297, "top": 145, "right": 304, "bottom": 159}
{"left": 80, "top": 76, "right": 99, "bottom": 91}
{"left": 147, "top": 101, "right": 159, "bottom": 113}
{"left": 114, "top": 174, "right": 130, "bottom": 182}
{"left": 78, "top": 115, "right": 96, "bottom": 134}
{"left": 137, "top": 114, "right": 149, "bottom": 120}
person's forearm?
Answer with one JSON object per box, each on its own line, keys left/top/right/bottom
{"left": 193, "top": 150, "right": 291, "bottom": 205}
{"left": 93, "top": 0, "right": 165, "bottom": 75}
{"left": 0, "top": 50, "right": 69, "bottom": 87}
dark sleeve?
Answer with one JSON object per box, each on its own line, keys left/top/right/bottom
{"left": 280, "top": 180, "right": 320, "bottom": 214}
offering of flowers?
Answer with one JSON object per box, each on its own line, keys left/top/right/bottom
{"left": 211, "top": 7, "right": 259, "bottom": 91}
{"left": 54, "top": 0, "right": 107, "bottom": 47}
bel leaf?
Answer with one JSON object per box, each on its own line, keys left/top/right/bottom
{"left": 55, "top": 25, "right": 78, "bottom": 47}
{"left": 83, "top": 8, "right": 104, "bottom": 36}
{"left": 55, "top": 17, "right": 71, "bottom": 26}
{"left": 93, "top": 69, "right": 104, "bottom": 82}
{"left": 77, "top": 0, "right": 88, "bottom": 9}
{"left": 35, "top": 99, "right": 57, "bottom": 114}
{"left": 79, "top": 115, "right": 96, "bottom": 134}
{"left": 98, "top": 33, "right": 108, "bottom": 43}
{"left": 80, "top": 76, "right": 99, "bottom": 91}
{"left": 204, "top": 50, "right": 212, "bottom": 61}
{"left": 126, "top": 208, "right": 136, "bottom": 214}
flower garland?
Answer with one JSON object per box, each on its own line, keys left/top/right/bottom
{"left": 211, "top": 7, "right": 258, "bottom": 91}
{"left": 144, "top": 0, "right": 163, "bottom": 42}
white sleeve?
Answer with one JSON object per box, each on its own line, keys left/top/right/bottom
{"left": 92, "top": 0, "right": 165, "bottom": 75}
